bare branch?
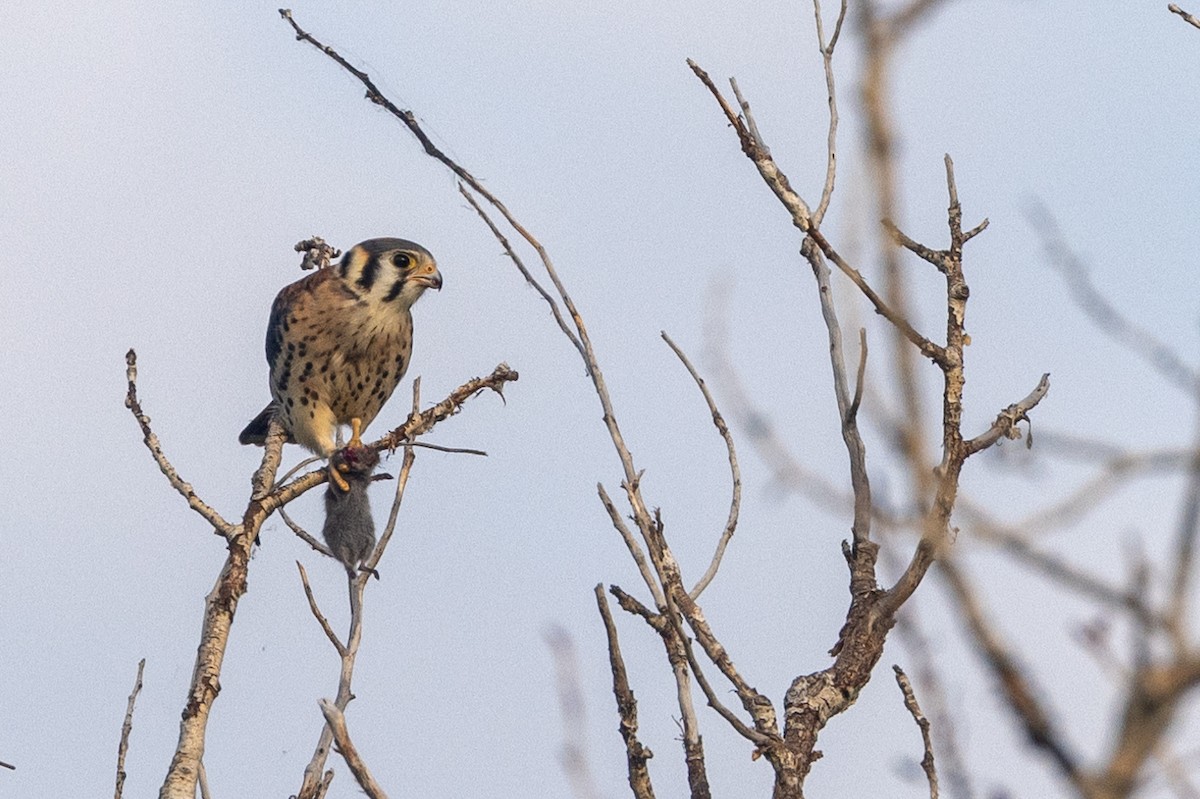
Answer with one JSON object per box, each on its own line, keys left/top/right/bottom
{"left": 281, "top": 12, "right": 659, "bottom": 555}
{"left": 1170, "top": 3, "right": 1200, "bottom": 29}
{"left": 884, "top": 218, "right": 950, "bottom": 272}
{"left": 729, "top": 78, "right": 768, "bottom": 153}
{"left": 848, "top": 328, "right": 868, "bottom": 425}
{"left": 802, "top": 242, "right": 875, "bottom": 568}
{"left": 658, "top": 332, "right": 742, "bottom": 599}
{"left": 196, "top": 760, "right": 211, "bottom": 799}
{"left": 297, "top": 561, "right": 346, "bottom": 656}
{"left": 812, "top": 0, "right": 847, "bottom": 224}
{"left": 893, "top": 665, "right": 939, "bottom": 799}
{"left": 964, "top": 374, "right": 1052, "bottom": 455}
{"left": 458, "top": 184, "right": 587, "bottom": 364}
{"left": 595, "top": 586, "right": 656, "bottom": 799}
{"left": 608, "top": 587, "right": 712, "bottom": 799}
{"left": 369, "top": 379, "right": 422, "bottom": 575}
{"left": 669, "top": 609, "right": 776, "bottom": 747}
{"left": 281, "top": 507, "right": 333, "bottom": 556}
{"left": 124, "top": 350, "right": 233, "bottom": 537}
{"left": 318, "top": 699, "right": 389, "bottom": 799}
{"left": 113, "top": 658, "right": 145, "bottom": 799}
{"left": 598, "top": 484, "right": 664, "bottom": 607}
{"left": 691, "top": 55, "right": 947, "bottom": 369}
{"left": 409, "top": 440, "right": 487, "bottom": 456}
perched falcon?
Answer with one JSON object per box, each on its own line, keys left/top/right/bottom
{"left": 239, "top": 238, "right": 442, "bottom": 488}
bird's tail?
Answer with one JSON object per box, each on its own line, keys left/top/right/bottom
{"left": 239, "top": 402, "right": 280, "bottom": 446}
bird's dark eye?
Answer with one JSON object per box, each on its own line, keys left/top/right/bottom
{"left": 392, "top": 253, "right": 412, "bottom": 269}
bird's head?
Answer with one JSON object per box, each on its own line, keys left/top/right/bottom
{"left": 339, "top": 237, "right": 443, "bottom": 308}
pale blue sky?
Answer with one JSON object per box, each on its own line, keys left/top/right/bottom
{"left": 3, "top": 2, "right": 1199, "bottom": 797}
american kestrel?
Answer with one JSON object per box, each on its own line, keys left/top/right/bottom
{"left": 239, "top": 238, "right": 442, "bottom": 489}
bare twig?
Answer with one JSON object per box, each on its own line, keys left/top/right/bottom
{"left": 125, "top": 350, "right": 233, "bottom": 537}
{"left": 458, "top": 184, "right": 587, "bottom": 364}
{"left": 1170, "top": 3, "right": 1200, "bottom": 29}
{"left": 963, "top": 374, "right": 1051, "bottom": 455}
{"left": 812, "top": 0, "right": 848, "bottom": 224}
{"left": 598, "top": 484, "right": 664, "bottom": 607}
{"left": 595, "top": 586, "right": 656, "bottom": 799}
{"left": 196, "top": 760, "right": 211, "bottom": 799}
{"left": 297, "top": 562, "right": 346, "bottom": 656}
{"left": 281, "top": 507, "right": 333, "bottom": 556}
{"left": 318, "top": 700, "right": 389, "bottom": 799}
{"left": 410, "top": 440, "right": 487, "bottom": 456}
{"left": 893, "top": 665, "right": 939, "bottom": 799}
{"left": 113, "top": 658, "right": 145, "bottom": 799}
{"left": 658, "top": 332, "right": 741, "bottom": 600}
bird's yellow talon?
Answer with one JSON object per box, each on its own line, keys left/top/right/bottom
{"left": 329, "top": 463, "right": 351, "bottom": 493}
{"left": 348, "top": 417, "right": 364, "bottom": 449}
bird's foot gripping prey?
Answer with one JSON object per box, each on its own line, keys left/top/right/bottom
{"left": 327, "top": 417, "right": 366, "bottom": 493}
{"left": 239, "top": 237, "right": 441, "bottom": 559}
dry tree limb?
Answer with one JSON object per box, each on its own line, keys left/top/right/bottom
{"left": 888, "top": 597, "right": 976, "bottom": 799}
{"left": 598, "top": 483, "right": 664, "bottom": 607}
{"left": 893, "top": 665, "right": 938, "bottom": 799}
{"left": 196, "top": 760, "right": 211, "bottom": 799}
{"left": 594, "top": 585, "right": 656, "bottom": 799}
{"left": 812, "top": 0, "right": 848, "bottom": 225}
{"left": 280, "top": 507, "right": 333, "bottom": 557}
{"left": 657, "top": 332, "right": 741, "bottom": 600}
{"left": 457, "top": 184, "right": 586, "bottom": 362}
{"left": 1170, "top": 3, "right": 1200, "bottom": 29}
{"left": 318, "top": 699, "right": 389, "bottom": 799}
{"left": 125, "top": 351, "right": 233, "bottom": 536}
{"left": 297, "top": 562, "right": 346, "bottom": 657}
{"left": 1167, "top": 435, "right": 1200, "bottom": 645}
{"left": 157, "top": 412, "right": 289, "bottom": 799}
{"left": 113, "top": 658, "right": 145, "bottom": 799}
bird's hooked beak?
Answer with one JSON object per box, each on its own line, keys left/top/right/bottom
{"left": 413, "top": 264, "right": 443, "bottom": 291}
